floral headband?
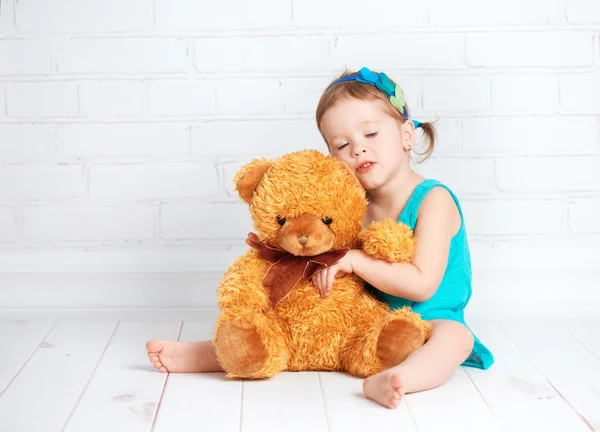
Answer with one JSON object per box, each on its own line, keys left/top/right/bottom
{"left": 327, "top": 67, "right": 423, "bottom": 129}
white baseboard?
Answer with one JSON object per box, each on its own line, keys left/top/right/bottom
{"left": 1, "top": 247, "right": 599, "bottom": 321}
{"left": 1, "top": 306, "right": 598, "bottom": 322}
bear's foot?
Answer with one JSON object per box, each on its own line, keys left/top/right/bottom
{"left": 376, "top": 318, "right": 425, "bottom": 370}
{"left": 214, "top": 320, "right": 269, "bottom": 377}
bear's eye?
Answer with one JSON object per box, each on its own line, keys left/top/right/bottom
{"left": 323, "top": 217, "right": 333, "bottom": 225}
{"left": 277, "top": 216, "right": 286, "bottom": 226}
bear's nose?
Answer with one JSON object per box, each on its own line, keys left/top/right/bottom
{"left": 297, "top": 235, "right": 308, "bottom": 246}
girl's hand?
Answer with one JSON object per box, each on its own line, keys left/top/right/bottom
{"left": 312, "top": 250, "right": 357, "bottom": 298}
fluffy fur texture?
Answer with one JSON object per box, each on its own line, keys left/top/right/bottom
{"left": 212, "top": 149, "right": 431, "bottom": 379}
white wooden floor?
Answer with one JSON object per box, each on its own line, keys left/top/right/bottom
{"left": 1, "top": 318, "right": 599, "bottom": 432}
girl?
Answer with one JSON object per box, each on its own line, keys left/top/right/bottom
{"left": 146, "top": 67, "right": 494, "bottom": 409}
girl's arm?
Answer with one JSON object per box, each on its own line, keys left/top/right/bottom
{"left": 351, "top": 187, "right": 461, "bottom": 302}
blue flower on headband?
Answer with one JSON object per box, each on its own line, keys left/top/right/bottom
{"left": 327, "top": 66, "right": 423, "bottom": 127}
{"left": 356, "top": 68, "right": 396, "bottom": 98}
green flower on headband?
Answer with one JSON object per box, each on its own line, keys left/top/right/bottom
{"left": 389, "top": 85, "right": 406, "bottom": 112}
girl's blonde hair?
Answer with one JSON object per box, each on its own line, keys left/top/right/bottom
{"left": 315, "top": 68, "right": 437, "bottom": 162}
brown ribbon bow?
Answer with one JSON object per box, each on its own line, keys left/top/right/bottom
{"left": 246, "top": 232, "right": 349, "bottom": 308}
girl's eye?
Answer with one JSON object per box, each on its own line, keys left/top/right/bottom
{"left": 366, "top": 132, "right": 378, "bottom": 138}
{"left": 337, "top": 143, "right": 348, "bottom": 150}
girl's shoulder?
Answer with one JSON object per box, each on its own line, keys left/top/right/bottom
{"left": 399, "top": 179, "right": 463, "bottom": 235}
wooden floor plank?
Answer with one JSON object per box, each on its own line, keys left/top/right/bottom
{"left": 319, "top": 371, "right": 417, "bottom": 432}
{"left": 504, "top": 322, "right": 600, "bottom": 431}
{"left": 63, "top": 321, "right": 181, "bottom": 432}
{"left": 152, "top": 321, "right": 243, "bottom": 432}
{"left": 0, "top": 322, "right": 116, "bottom": 432}
{"left": 465, "top": 321, "right": 591, "bottom": 432}
{"left": 404, "top": 366, "right": 503, "bottom": 432}
{"left": 0, "top": 321, "right": 54, "bottom": 395}
{"left": 565, "top": 320, "right": 600, "bottom": 360}
{"left": 242, "top": 371, "right": 329, "bottom": 432}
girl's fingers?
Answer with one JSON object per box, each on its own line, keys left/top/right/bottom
{"left": 319, "top": 270, "right": 327, "bottom": 297}
{"left": 326, "top": 267, "right": 336, "bottom": 296}
{"left": 313, "top": 270, "right": 324, "bottom": 296}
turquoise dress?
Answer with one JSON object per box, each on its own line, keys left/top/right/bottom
{"left": 366, "top": 179, "right": 494, "bottom": 370}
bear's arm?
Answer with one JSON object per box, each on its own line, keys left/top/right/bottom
{"left": 216, "top": 249, "right": 273, "bottom": 314}
{"left": 358, "top": 219, "right": 415, "bottom": 263}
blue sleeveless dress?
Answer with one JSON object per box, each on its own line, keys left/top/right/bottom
{"left": 366, "top": 179, "right": 494, "bottom": 370}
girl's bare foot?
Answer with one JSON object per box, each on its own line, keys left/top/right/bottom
{"left": 362, "top": 371, "right": 405, "bottom": 409}
{"left": 145, "top": 340, "right": 222, "bottom": 373}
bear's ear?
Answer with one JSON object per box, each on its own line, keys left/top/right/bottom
{"left": 233, "top": 157, "right": 271, "bottom": 203}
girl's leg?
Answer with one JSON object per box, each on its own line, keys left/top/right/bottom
{"left": 146, "top": 339, "right": 223, "bottom": 373}
{"left": 362, "top": 319, "right": 474, "bottom": 409}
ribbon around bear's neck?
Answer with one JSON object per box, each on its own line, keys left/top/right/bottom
{"left": 246, "top": 232, "right": 349, "bottom": 308}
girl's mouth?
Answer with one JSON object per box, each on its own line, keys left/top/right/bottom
{"left": 356, "top": 162, "right": 375, "bottom": 174}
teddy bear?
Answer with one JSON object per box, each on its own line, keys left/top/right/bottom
{"left": 212, "top": 149, "right": 431, "bottom": 379}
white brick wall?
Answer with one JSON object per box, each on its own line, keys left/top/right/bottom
{"left": 429, "top": 0, "right": 564, "bottom": 26}
{"left": 1, "top": 0, "right": 599, "bottom": 315}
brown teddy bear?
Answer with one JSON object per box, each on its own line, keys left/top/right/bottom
{"left": 212, "top": 149, "right": 431, "bottom": 379}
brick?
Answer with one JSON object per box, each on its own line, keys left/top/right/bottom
{"left": 155, "top": 0, "right": 292, "bottom": 30}
{"left": 216, "top": 78, "right": 284, "bottom": 114}
{"left": 424, "top": 118, "right": 461, "bottom": 154}
{"left": 7, "top": 82, "right": 78, "bottom": 117}
{"left": 23, "top": 205, "right": 155, "bottom": 242}
{"left": 149, "top": 80, "right": 215, "bottom": 116}
{"left": 195, "top": 36, "right": 328, "bottom": 73}
{"left": 568, "top": 199, "right": 600, "bottom": 233}
{"left": 415, "top": 158, "right": 497, "bottom": 195}
{"left": 430, "top": 0, "right": 563, "bottom": 25}
{"left": 0, "top": 125, "right": 55, "bottom": 161}
{"left": 0, "top": 85, "right": 5, "bottom": 117}
{"left": 15, "top": 0, "right": 153, "bottom": 33}
{"left": 0, "top": 207, "right": 18, "bottom": 242}
{"left": 0, "top": 40, "right": 57, "bottom": 75}
{"left": 79, "top": 81, "right": 148, "bottom": 116}
{"left": 57, "top": 124, "right": 189, "bottom": 159}
{"left": 422, "top": 76, "right": 490, "bottom": 112}
{"left": 191, "top": 120, "right": 323, "bottom": 158}
{"left": 293, "top": 0, "right": 427, "bottom": 28}
{"left": 0, "top": 0, "right": 16, "bottom": 34}
{"left": 331, "top": 34, "right": 465, "bottom": 70}
{"left": 89, "top": 163, "right": 218, "bottom": 200}
{"left": 223, "top": 162, "right": 246, "bottom": 197}
{"left": 492, "top": 75, "right": 559, "bottom": 114}
{"left": 463, "top": 117, "right": 598, "bottom": 155}
{"left": 58, "top": 39, "right": 188, "bottom": 74}
{"left": 461, "top": 199, "right": 562, "bottom": 235}
{"left": 0, "top": 165, "right": 86, "bottom": 200}
{"left": 468, "top": 32, "right": 593, "bottom": 68}
{"left": 566, "top": 0, "right": 600, "bottom": 23}
{"left": 161, "top": 202, "right": 253, "bottom": 239}
{"left": 283, "top": 76, "right": 337, "bottom": 114}
{"left": 560, "top": 73, "right": 600, "bottom": 114}
{"left": 496, "top": 156, "right": 600, "bottom": 192}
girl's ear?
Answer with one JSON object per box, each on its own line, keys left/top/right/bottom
{"left": 401, "top": 119, "right": 416, "bottom": 151}
{"left": 233, "top": 157, "right": 271, "bottom": 203}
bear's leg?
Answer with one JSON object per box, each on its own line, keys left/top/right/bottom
{"left": 340, "top": 309, "right": 428, "bottom": 378}
{"left": 213, "top": 314, "right": 288, "bottom": 379}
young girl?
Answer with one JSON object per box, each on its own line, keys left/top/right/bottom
{"left": 146, "top": 67, "right": 494, "bottom": 409}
